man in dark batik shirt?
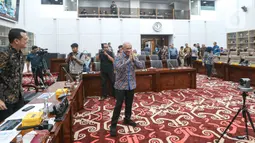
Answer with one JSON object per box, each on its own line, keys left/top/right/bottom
{"left": 0, "top": 28, "right": 28, "bottom": 122}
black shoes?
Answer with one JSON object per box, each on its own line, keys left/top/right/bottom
{"left": 110, "top": 119, "right": 137, "bottom": 137}
{"left": 110, "top": 126, "right": 117, "bottom": 137}
{"left": 123, "top": 119, "right": 137, "bottom": 127}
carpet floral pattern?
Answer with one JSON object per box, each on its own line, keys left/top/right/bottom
{"left": 73, "top": 74, "right": 255, "bottom": 143}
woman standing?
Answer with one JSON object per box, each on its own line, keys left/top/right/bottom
{"left": 202, "top": 47, "right": 214, "bottom": 80}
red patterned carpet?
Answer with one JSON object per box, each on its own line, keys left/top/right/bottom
{"left": 22, "top": 72, "right": 58, "bottom": 86}
{"left": 73, "top": 75, "right": 255, "bottom": 143}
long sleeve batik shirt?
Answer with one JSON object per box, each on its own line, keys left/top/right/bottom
{"left": 114, "top": 52, "right": 143, "bottom": 90}
{"left": 0, "top": 45, "right": 24, "bottom": 104}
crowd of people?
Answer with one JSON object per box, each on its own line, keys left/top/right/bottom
{"left": 144, "top": 42, "right": 223, "bottom": 67}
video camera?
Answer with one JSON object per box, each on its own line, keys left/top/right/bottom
{"left": 37, "top": 48, "right": 48, "bottom": 56}
{"left": 238, "top": 78, "right": 253, "bottom": 92}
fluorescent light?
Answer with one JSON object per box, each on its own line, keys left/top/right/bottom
{"left": 203, "top": 1, "right": 207, "bottom": 3}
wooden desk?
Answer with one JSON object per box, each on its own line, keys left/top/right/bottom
{"left": 193, "top": 60, "right": 255, "bottom": 85}
{"left": 156, "top": 68, "right": 196, "bottom": 91}
{"left": 11, "top": 81, "right": 83, "bottom": 143}
{"left": 193, "top": 60, "right": 227, "bottom": 79}
{"left": 226, "top": 65, "right": 255, "bottom": 86}
{"left": 214, "top": 63, "right": 227, "bottom": 79}
{"left": 193, "top": 60, "right": 206, "bottom": 75}
{"left": 83, "top": 68, "right": 196, "bottom": 97}
{"left": 50, "top": 59, "right": 66, "bottom": 73}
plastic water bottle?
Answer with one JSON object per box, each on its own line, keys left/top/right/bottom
{"left": 43, "top": 98, "right": 49, "bottom": 119}
{"left": 16, "top": 134, "right": 23, "bottom": 143}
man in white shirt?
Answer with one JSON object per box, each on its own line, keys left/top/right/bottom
{"left": 191, "top": 43, "right": 198, "bottom": 66}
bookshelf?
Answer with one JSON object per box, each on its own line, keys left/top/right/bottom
{"left": 237, "top": 31, "right": 249, "bottom": 52}
{"left": 227, "top": 30, "right": 255, "bottom": 52}
{"left": 0, "top": 25, "right": 35, "bottom": 55}
{"left": 227, "top": 32, "right": 237, "bottom": 50}
{"left": 0, "top": 25, "right": 11, "bottom": 47}
{"left": 249, "top": 30, "right": 255, "bottom": 49}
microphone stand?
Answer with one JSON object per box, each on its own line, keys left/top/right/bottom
{"left": 168, "top": 60, "right": 175, "bottom": 69}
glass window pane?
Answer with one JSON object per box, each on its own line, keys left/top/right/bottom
{"left": 201, "top": 0, "right": 215, "bottom": 10}
{"left": 190, "top": 0, "right": 200, "bottom": 15}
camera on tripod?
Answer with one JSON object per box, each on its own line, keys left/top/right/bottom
{"left": 218, "top": 78, "right": 254, "bottom": 142}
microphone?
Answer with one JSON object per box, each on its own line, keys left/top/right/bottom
{"left": 168, "top": 60, "right": 175, "bottom": 69}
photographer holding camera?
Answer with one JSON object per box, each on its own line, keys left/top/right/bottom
{"left": 26, "top": 46, "right": 46, "bottom": 86}
{"left": 66, "top": 43, "right": 85, "bottom": 79}
{"left": 99, "top": 43, "right": 115, "bottom": 100}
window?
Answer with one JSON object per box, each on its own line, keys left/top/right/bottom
{"left": 201, "top": 0, "right": 215, "bottom": 10}
{"left": 41, "top": 0, "right": 63, "bottom": 5}
{"left": 190, "top": 0, "right": 200, "bottom": 15}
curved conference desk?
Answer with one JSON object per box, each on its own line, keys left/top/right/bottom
{"left": 193, "top": 60, "right": 255, "bottom": 86}
{"left": 82, "top": 67, "right": 196, "bottom": 97}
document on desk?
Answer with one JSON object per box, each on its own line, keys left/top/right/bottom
{"left": 6, "top": 103, "right": 52, "bottom": 120}
{"left": 0, "top": 130, "right": 20, "bottom": 143}
{"left": 37, "top": 92, "right": 55, "bottom": 99}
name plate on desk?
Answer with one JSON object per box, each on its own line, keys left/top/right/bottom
{"left": 231, "top": 63, "right": 239, "bottom": 65}
{"left": 250, "top": 64, "right": 255, "bottom": 68}
{"left": 147, "top": 67, "right": 157, "bottom": 71}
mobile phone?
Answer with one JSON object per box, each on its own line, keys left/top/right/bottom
{"left": 22, "top": 105, "right": 35, "bottom": 112}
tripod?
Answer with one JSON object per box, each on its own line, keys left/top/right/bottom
{"left": 218, "top": 92, "right": 255, "bottom": 142}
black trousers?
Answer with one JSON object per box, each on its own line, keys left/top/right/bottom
{"left": 184, "top": 56, "right": 192, "bottom": 66}
{"left": 32, "top": 67, "right": 44, "bottom": 86}
{"left": 191, "top": 57, "right": 197, "bottom": 66}
{"left": 101, "top": 71, "right": 115, "bottom": 97}
{"left": 111, "top": 89, "right": 134, "bottom": 127}
{"left": 206, "top": 64, "right": 213, "bottom": 77}
{"left": 0, "top": 97, "right": 24, "bottom": 122}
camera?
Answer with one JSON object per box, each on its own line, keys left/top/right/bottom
{"left": 239, "top": 78, "right": 251, "bottom": 88}
{"left": 37, "top": 48, "right": 48, "bottom": 56}
{"left": 238, "top": 78, "right": 253, "bottom": 92}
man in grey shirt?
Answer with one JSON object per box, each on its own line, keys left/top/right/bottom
{"left": 66, "top": 43, "right": 85, "bottom": 79}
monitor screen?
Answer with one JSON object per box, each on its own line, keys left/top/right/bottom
{"left": 0, "top": 0, "right": 20, "bottom": 22}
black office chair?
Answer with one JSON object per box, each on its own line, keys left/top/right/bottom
{"left": 140, "top": 61, "right": 146, "bottom": 69}
{"left": 93, "top": 62, "right": 101, "bottom": 71}
{"left": 167, "top": 59, "right": 179, "bottom": 68}
{"left": 150, "top": 60, "right": 163, "bottom": 68}
{"left": 23, "top": 85, "right": 41, "bottom": 104}
{"left": 149, "top": 55, "right": 159, "bottom": 60}
{"left": 138, "top": 55, "right": 146, "bottom": 61}
{"left": 145, "top": 51, "right": 150, "bottom": 56}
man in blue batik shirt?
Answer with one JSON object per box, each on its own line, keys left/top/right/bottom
{"left": 110, "top": 42, "right": 143, "bottom": 137}
{"left": 213, "top": 42, "right": 220, "bottom": 56}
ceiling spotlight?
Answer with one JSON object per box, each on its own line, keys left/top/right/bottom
{"left": 203, "top": 1, "right": 207, "bottom": 3}
{"left": 191, "top": 0, "right": 194, "bottom": 3}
